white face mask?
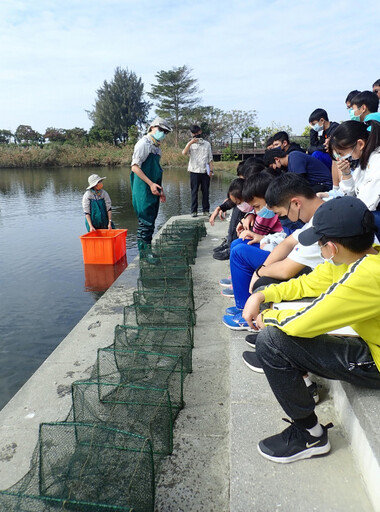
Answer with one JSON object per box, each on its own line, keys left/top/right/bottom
{"left": 320, "top": 242, "right": 338, "bottom": 265}
{"left": 312, "top": 123, "right": 324, "bottom": 133}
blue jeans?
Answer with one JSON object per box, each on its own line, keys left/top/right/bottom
{"left": 230, "top": 239, "right": 270, "bottom": 309}
{"left": 256, "top": 326, "right": 380, "bottom": 421}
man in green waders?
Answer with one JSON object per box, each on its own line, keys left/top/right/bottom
{"left": 131, "top": 117, "right": 172, "bottom": 253}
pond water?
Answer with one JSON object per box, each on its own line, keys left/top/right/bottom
{"left": 0, "top": 166, "right": 229, "bottom": 411}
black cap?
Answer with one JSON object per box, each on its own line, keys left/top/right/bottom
{"left": 299, "top": 196, "right": 372, "bottom": 246}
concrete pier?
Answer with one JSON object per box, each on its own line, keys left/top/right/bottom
{"left": 0, "top": 216, "right": 378, "bottom": 511}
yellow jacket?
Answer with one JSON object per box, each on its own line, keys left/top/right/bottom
{"left": 261, "top": 246, "right": 380, "bottom": 370}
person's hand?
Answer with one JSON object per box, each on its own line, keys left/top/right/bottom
{"left": 247, "top": 234, "right": 264, "bottom": 245}
{"left": 150, "top": 183, "right": 162, "bottom": 196}
{"left": 108, "top": 221, "right": 112, "bottom": 230}
{"left": 89, "top": 226, "right": 96, "bottom": 232}
{"left": 236, "top": 222, "right": 244, "bottom": 235}
{"left": 255, "top": 313, "right": 265, "bottom": 330}
{"left": 160, "top": 192, "right": 166, "bottom": 203}
{"left": 242, "top": 214, "right": 254, "bottom": 230}
{"left": 242, "top": 292, "right": 265, "bottom": 330}
{"left": 316, "top": 192, "right": 329, "bottom": 198}
{"left": 249, "top": 272, "right": 259, "bottom": 294}
{"left": 218, "top": 210, "right": 226, "bottom": 221}
{"left": 240, "top": 229, "right": 254, "bottom": 240}
{"left": 336, "top": 159, "right": 351, "bottom": 178}
{"left": 323, "top": 137, "right": 330, "bottom": 151}
{"left": 209, "top": 209, "right": 218, "bottom": 226}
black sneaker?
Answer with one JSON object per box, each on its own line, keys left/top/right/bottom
{"left": 213, "top": 248, "right": 230, "bottom": 261}
{"left": 307, "top": 381, "right": 320, "bottom": 404}
{"left": 245, "top": 333, "right": 259, "bottom": 348}
{"left": 258, "top": 418, "right": 333, "bottom": 464}
{"left": 213, "top": 238, "right": 228, "bottom": 253}
{"left": 242, "top": 351, "right": 264, "bottom": 373}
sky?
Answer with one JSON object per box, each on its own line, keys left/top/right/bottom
{"left": 1, "top": 0, "right": 379, "bottom": 136}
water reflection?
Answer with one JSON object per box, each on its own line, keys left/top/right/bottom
{"left": 0, "top": 165, "right": 229, "bottom": 410}
{"left": 84, "top": 255, "right": 128, "bottom": 293}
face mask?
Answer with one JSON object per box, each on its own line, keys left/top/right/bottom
{"left": 312, "top": 123, "right": 323, "bottom": 133}
{"left": 237, "top": 202, "right": 253, "bottom": 213}
{"left": 153, "top": 130, "right": 166, "bottom": 142}
{"left": 349, "top": 109, "right": 361, "bottom": 122}
{"left": 256, "top": 205, "right": 276, "bottom": 218}
{"left": 320, "top": 242, "right": 338, "bottom": 265}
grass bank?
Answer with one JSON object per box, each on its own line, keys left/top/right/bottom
{"left": 0, "top": 143, "right": 240, "bottom": 172}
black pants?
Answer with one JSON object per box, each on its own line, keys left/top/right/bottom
{"left": 190, "top": 172, "right": 210, "bottom": 213}
{"left": 227, "top": 207, "right": 245, "bottom": 246}
{"left": 256, "top": 326, "right": 380, "bottom": 421}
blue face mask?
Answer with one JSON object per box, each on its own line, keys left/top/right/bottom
{"left": 153, "top": 130, "right": 166, "bottom": 142}
{"left": 256, "top": 205, "right": 276, "bottom": 218}
{"left": 312, "top": 123, "right": 323, "bottom": 133}
{"left": 349, "top": 109, "right": 361, "bottom": 122}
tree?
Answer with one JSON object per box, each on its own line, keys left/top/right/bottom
{"left": 89, "top": 67, "right": 151, "bottom": 143}
{"left": 0, "top": 129, "right": 13, "bottom": 144}
{"left": 44, "top": 127, "right": 67, "bottom": 143}
{"left": 221, "top": 110, "right": 258, "bottom": 141}
{"left": 88, "top": 126, "right": 114, "bottom": 145}
{"left": 15, "top": 125, "right": 44, "bottom": 145}
{"left": 148, "top": 65, "right": 201, "bottom": 145}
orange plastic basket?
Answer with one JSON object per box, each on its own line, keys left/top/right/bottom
{"left": 80, "top": 229, "right": 127, "bottom": 264}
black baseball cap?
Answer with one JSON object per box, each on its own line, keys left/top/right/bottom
{"left": 299, "top": 196, "right": 373, "bottom": 246}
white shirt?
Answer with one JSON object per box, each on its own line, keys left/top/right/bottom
{"left": 131, "top": 135, "right": 161, "bottom": 168}
{"left": 339, "top": 148, "right": 380, "bottom": 211}
{"left": 288, "top": 218, "right": 323, "bottom": 268}
{"left": 187, "top": 139, "right": 213, "bottom": 174}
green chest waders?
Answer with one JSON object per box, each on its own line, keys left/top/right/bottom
{"left": 85, "top": 198, "right": 114, "bottom": 231}
{"left": 130, "top": 153, "right": 163, "bottom": 250}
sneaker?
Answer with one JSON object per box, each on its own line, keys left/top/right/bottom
{"left": 223, "top": 313, "right": 252, "bottom": 331}
{"left": 221, "top": 287, "right": 234, "bottom": 297}
{"left": 245, "top": 332, "right": 259, "bottom": 348}
{"left": 203, "top": 211, "right": 210, "bottom": 217}
{"left": 213, "top": 238, "right": 228, "bottom": 253}
{"left": 258, "top": 418, "right": 333, "bottom": 464}
{"left": 213, "top": 248, "right": 230, "bottom": 260}
{"left": 225, "top": 306, "right": 242, "bottom": 316}
{"left": 242, "top": 351, "right": 264, "bottom": 373}
{"left": 191, "top": 212, "right": 198, "bottom": 217}
{"left": 219, "top": 277, "right": 232, "bottom": 287}
{"left": 307, "top": 381, "right": 320, "bottom": 404}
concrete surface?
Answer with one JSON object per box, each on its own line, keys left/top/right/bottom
{"left": 0, "top": 215, "right": 378, "bottom": 512}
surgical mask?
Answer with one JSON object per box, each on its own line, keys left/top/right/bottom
{"left": 237, "top": 202, "right": 253, "bottom": 213}
{"left": 312, "top": 123, "right": 323, "bottom": 132}
{"left": 256, "top": 205, "right": 276, "bottom": 218}
{"left": 349, "top": 109, "right": 361, "bottom": 122}
{"left": 153, "top": 130, "right": 166, "bottom": 142}
{"left": 320, "top": 242, "right": 337, "bottom": 265}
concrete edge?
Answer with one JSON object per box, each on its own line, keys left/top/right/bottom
{"left": 328, "top": 380, "right": 380, "bottom": 512}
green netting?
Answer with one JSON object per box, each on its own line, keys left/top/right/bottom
{"left": 136, "top": 278, "right": 195, "bottom": 312}
{"left": 139, "top": 262, "right": 191, "bottom": 281}
{"left": 123, "top": 304, "right": 195, "bottom": 334}
{"left": 114, "top": 324, "right": 193, "bottom": 373}
{"left": 171, "top": 219, "right": 207, "bottom": 239}
{"left": 71, "top": 381, "right": 173, "bottom": 457}
{"left": 96, "top": 349, "right": 184, "bottom": 410}
{"left": 154, "top": 239, "right": 196, "bottom": 264}
{"left": 0, "top": 422, "right": 154, "bottom": 512}
{"left": 132, "top": 291, "right": 196, "bottom": 326}
{"left": 159, "top": 231, "right": 197, "bottom": 256}
{"left": 138, "top": 266, "right": 193, "bottom": 291}
{"left": 139, "top": 246, "right": 190, "bottom": 267}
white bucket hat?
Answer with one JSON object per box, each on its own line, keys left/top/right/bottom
{"left": 87, "top": 174, "right": 106, "bottom": 190}
{"left": 148, "top": 117, "right": 172, "bottom": 133}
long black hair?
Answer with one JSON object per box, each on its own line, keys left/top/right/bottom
{"left": 329, "top": 120, "right": 380, "bottom": 169}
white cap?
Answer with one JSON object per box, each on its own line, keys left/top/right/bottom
{"left": 87, "top": 174, "right": 106, "bottom": 190}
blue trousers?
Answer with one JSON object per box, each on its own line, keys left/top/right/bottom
{"left": 230, "top": 239, "right": 270, "bottom": 309}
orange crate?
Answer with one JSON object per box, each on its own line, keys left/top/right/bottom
{"left": 80, "top": 229, "right": 127, "bottom": 264}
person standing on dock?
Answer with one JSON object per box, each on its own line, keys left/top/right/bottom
{"left": 182, "top": 124, "right": 214, "bottom": 217}
{"left": 130, "top": 117, "right": 172, "bottom": 253}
